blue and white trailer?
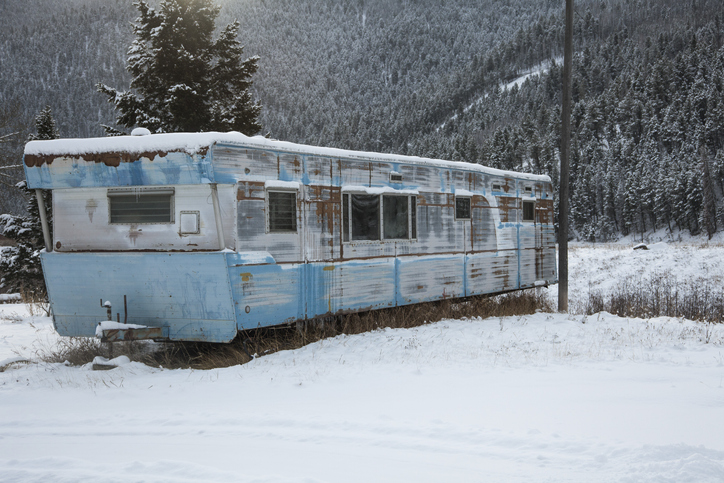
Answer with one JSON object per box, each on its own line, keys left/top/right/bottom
{"left": 24, "top": 132, "right": 557, "bottom": 343}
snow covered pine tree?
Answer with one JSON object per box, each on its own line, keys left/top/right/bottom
{"left": 97, "top": 0, "right": 261, "bottom": 135}
{"left": 0, "top": 106, "right": 57, "bottom": 299}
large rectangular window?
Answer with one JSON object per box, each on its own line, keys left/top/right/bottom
{"left": 383, "top": 195, "right": 408, "bottom": 239}
{"left": 351, "top": 194, "right": 380, "bottom": 241}
{"left": 342, "top": 193, "right": 416, "bottom": 241}
{"left": 108, "top": 188, "right": 173, "bottom": 224}
{"left": 268, "top": 191, "right": 297, "bottom": 232}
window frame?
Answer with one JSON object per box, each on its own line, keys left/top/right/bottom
{"left": 342, "top": 192, "right": 417, "bottom": 243}
{"left": 107, "top": 187, "right": 175, "bottom": 225}
{"left": 179, "top": 210, "right": 200, "bottom": 235}
{"left": 522, "top": 200, "right": 535, "bottom": 222}
{"left": 266, "top": 189, "right": 298, "bottom": 234}
{"left": 454, "top": 196, "right": 471, "bottom": 221}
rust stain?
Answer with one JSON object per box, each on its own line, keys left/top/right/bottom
{"left": 85, "top": 199, "right": 97, "bottom": 223}
{"left": 237, "top": 181, "right": 265, "bottom": 200}
{"left": 308, "top": 185, "right": 340, "bottom": 235}
{"left": 323, "top": 265, "right": 335, "bottom": 271}
{"left": 24, "top": 149, "right": 176, "bottom": 167}
{"left": 497, "top": 196, "right": 518, "bottom": 223}
{"left": 128, "top": 225, "right": 141, "bottom": 245}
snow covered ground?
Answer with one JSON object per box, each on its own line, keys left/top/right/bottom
{"left": 2, "top": 241, "right": 724, "bottom": 482}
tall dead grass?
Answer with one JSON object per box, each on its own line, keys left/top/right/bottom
{"left": 582, "top": 271, "right": 724, "bottom": 322}
{"left": 41, "top": 290, "right": 552, "bottom": 370}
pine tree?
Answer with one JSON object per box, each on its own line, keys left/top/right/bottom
{"left": 0, "top": 107, "right": 57, "bottom": 298}
{"left": 700, "top": 146, "right": 718, "bottom": 239}
{"left": 97, "top": 0, "right": 261, "bottom": 135}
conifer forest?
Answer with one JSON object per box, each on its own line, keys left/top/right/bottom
{"left": 1, "top": 0, "right": 724, "bottom": 241}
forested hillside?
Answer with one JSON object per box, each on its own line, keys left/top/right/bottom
{"left": 1, "top": 0, "right": 724, "bottom": 241}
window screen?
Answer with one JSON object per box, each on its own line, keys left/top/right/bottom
{"left": 523, "top": 200, "right": 535, "bottom": 222}
{"left": 455, "top": 197, "right": 471, "bottom": 220}
{"left": 383, "top": 195, "right": 409, "bottom": 239}
{"left": 268, "top": 191, "right": 297, "bottom": 232}
{"left": 351, "top": 194, "right": 380, "bottom": 240}
{"left": 108, "top": 189, "right": 173, "bottom": 224}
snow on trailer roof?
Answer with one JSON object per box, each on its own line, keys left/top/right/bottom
{"left": 25, "top": 131, "right": 551, "bottom": 183}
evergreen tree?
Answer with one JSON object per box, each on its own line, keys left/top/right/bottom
{"left": 700, "top": 147, "right": 718, "bottom": 239}
{"left": 97, "top": 0, "right": 261, "bottom": 135}
{"left": 0, "top": 107, "right": 57, "bottom": 298}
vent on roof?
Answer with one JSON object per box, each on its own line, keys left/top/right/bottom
{"left": 390, "top": 173, "right": 403, "bottom": 182}
{"left": 492, "top": 184, "right": 502, "bottom": 191}
{"left": 525, "top": 186, "right": 533, "bottom": 193}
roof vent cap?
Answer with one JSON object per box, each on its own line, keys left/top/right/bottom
{"left": 131, "top": 127, "right": 151, "bottom": 136}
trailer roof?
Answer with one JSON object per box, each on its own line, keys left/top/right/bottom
{"left": 25, "top": 131, "right": 551, "bottom": 183}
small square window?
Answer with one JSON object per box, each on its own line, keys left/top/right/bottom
{"left": 455, "top": 197, "right": 471, "bottom": 220}
{"left": 179, "top": 211, "right": 200, "bottom": 234}
{"left": 268, "top": 191, "right": 297, "bottom": 232}
{"left": 523, "top": 200, "right": 535, "bottom": 222}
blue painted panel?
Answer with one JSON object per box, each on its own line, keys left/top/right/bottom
{"left": 226, "top": 254, "right": 304, "bottom": 330}
{"left": 397, "top": 255, "right": 465, "bottom": 304}
{"left": 41, "top": 252, "right": 236, "bottom": 342}
{"left": 305, "top": 259, "right": 396, "bottom": 318}
{"left": 25, "top": 152, "right": 214, "bottom": 189}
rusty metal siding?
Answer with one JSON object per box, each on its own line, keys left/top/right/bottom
{"left": 25, "top": 151, "right": 214, "bottom": 189}
{"left": 29, "top": 135, "right": 557, "bottom": 342}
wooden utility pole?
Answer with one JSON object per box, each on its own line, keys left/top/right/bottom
{"left": 559, "top": 0, "right": 573, "bottom": 312}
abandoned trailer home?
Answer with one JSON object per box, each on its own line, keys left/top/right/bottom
{"left": 23, "top": 132, "right": 558, "bottom": 343}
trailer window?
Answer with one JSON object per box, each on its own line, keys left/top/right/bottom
{"left": 268, "top": 191, "right": 297, "bottom": 232}
{"left": 343, "top": 194, "right": 350, "bottom": 242}
{"left": 343, "top": 193, "right": 416, "bottom": 241}
{"left": 411, "top": 196, "right": 417, "bottom": 239}
{"left": 351, "top": 194, "right": 380, "bottom": 241}
{"left": 523, "top": 200, "right": 535, "bottom": 222}
{"left": 455, "top": 197, "right": 471, "bottom": 221}
{"left": 383, "top": 195, "right": 409, "bottom": 239}
{"left": 108, "top": 188, "right": 173, "bottom": 224}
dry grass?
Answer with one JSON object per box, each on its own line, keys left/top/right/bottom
{"left": 40, "top": 337, "right": 156, "bottom": 366}
{"left": 39, "top": 289, "right": 552, "bottom": 370}
{"left": 21, "top": 289, "right": 50, "bottom": 317}
{"left": 582, "top": 271, "right": 724, "bottom": 323}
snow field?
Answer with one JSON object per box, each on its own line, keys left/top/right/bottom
{"left": 1, "top": 241, "right": 724, "bottom": 482}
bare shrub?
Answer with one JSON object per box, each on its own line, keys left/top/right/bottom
{"left": 582, "top": 270, "right": 724, "bottom": 323}
{"left": 40, "top": 337, "right": 156, "bottom": 366}
{"left": 21, "top": 289, "right": 50, "bottom": 317}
